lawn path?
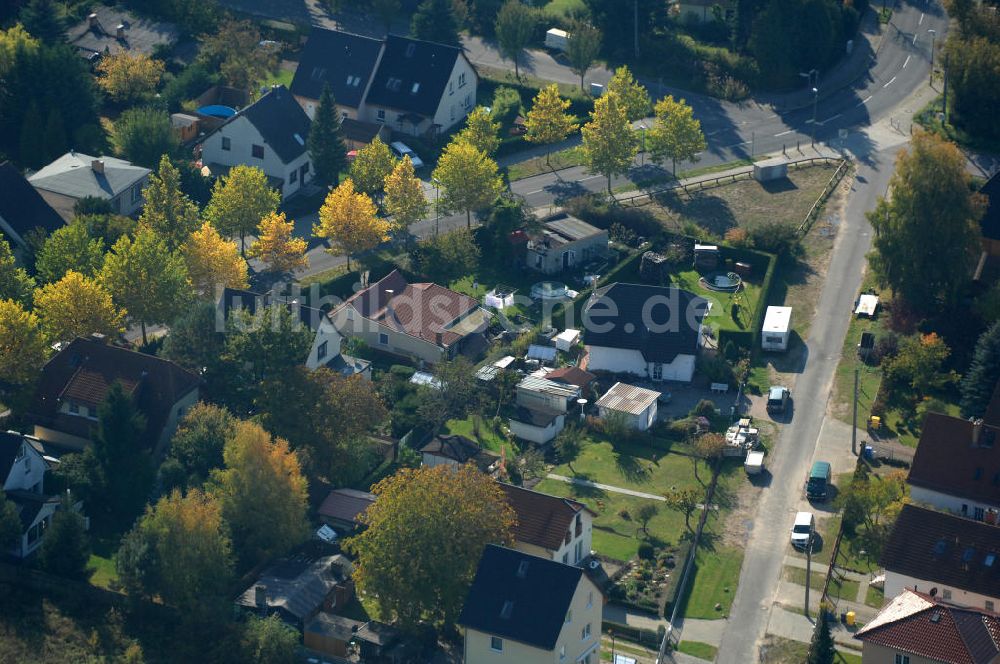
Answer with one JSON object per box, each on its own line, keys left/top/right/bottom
{"left": 546, "top": 473, "right": 666, "bottom": 501}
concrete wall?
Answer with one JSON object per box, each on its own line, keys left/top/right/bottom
{"left": 201, "top": 116, "right": 312, "bottom": 199}
{"left": 909, "top": 486, "right": 1000, "bottom": 524}
{"left": 884, "top": 571, "right": 1000, "bottom": 612}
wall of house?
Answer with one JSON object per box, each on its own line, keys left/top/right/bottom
{"left": 333, "top": 310, "right": 445, "bottom": 365}
{"left": 303, "top": 631, "right": 349, "bottom": 658}
{"left": 154, "top": 389, "right": 199, "bottom": 460}
{"left": 3, "top": 442, "right": 46, "bottom": 493}
{"left": 647, "top": 355, "right": 696, "bottom": 382}
{"left": 509, "top": 415, "right": 565, "bottom": 445}
{"left": 306, "top": 320, "right": 344, "bottom": 370}
{"left": 422, "top": 453, "right": 460, "bottom": 469}
{"left": 515, "top": 387, "right": 572, "bottom": 414}
{"left": 860, "top": 641, "right": 943, "bottom": 664}
{"left": 16, "top": 502, "right": 58, "bottom": 558}
{"left": 600, "top": 403, "right": 657, "bottom": 431}
{"left": 510, "top": 512, "right": 593, "bottom": 566}
{"left": 201, "top": 116, "right": 311, "bottom": 199}
{"left": 884, "top": 570, "right": 1000, "bottom": 612}
{"left": 530, "top": 234, "right": 610, "bottom": 275}
{"left": 909, "top": 486, "right": 1000, "bottom": 524}
{"left": 432, "top": 55, "right": 477, "bottom": 133}
{"left": 32, "top": 425, "right": 89, "bottom": 450}
{"left": 34, "top": 190, "right": 82, "bottom": 223}
{"left": 585, "top": 347, "right": 648, "bottom": 376}
{"left": 118, "top": 177, "right": 148, "bottom": 217}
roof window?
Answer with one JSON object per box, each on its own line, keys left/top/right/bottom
{"left": 963, "top": 546, "right": 976, "bottom": 563}
{"left": 405, "top": 42, "right": 416, "bottom": 57}
{"left": 975, "top": 467, "right": 984, "bottom": 480}
{"left": 293, "top": 133, "right": 304, "bottom": 146}
{"left": 500, "top": 600, "right": 514, "bottom": 619}
{"left": 933, "top": 539, "right": 948, "bottom": 556}
{"left": 346, "top": 75, "right": 361, "bottom": 87}
{"left": 386, "top": 77, "right": 402, "bottom": 91}
{"left": 930, "top": 611, "right": 942, "bottom": 623}
{"left": 986, "top": 553, "right": 996, "bottom": 567}
{"left": 516, "top": 560, "right": 529, "bottom": 579}
{"left": 411, "top": 82, "right": 420, "bottom": 94}
{"left": 311, "top": 67, "right": 326, "bottom": 80}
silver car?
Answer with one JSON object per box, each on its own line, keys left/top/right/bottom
{"left": 390, "top": 141, "right": 424, "bottom": 169}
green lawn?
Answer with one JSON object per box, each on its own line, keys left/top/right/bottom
{"left": 783, "top": 566, "right": 826, "bottom": 591}
{"left": 260, "top": 67, "right": 294, "bottom": 89}
{"left": 677, "top": 641, "right": 718, "bottom": 660}
{"left": 544, "top": 0, "right": 587, "bottom": 19}
{"left": 506, "top": 146, "right": 587, "bottom": 181}
{"left": 865, "top": 584, "right": 885, "bottom": 609}
{"left": 681, "top": 546, "right": 744, "bottom": 619}
{"left": 88, "top": 554, "right": 117, "bottom": 590}
{"left": 441, "top": 414, "right": 518, "bottom": 455}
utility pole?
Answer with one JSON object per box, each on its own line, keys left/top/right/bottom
{"left": 751, "top": 130, "right": 755, "bottom": 158}
{"left": 851, "top": 367, "right": 859, "bottom": 456}
{"left": 805, "top": 530, "right": 813, "bottom": 618}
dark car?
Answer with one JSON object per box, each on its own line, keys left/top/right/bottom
{"left": 766, "top": 386, "right": 790, "bottom": 414}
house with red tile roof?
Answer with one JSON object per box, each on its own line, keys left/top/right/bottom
{"left": 328, "top": 270, "right": 491, "bottom": 365}
{"left": 855, "top": 588, "right": 1000, "bottom": 664}
{"left": 499, "top": 483, "right": 596, "bottom": 567}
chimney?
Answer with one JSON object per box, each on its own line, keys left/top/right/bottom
{"left": 973, "top": 419, "right": 985, "bottom": 446}
{"left": 89, "top": 332, "right": 107, "bottom": 344}
{"left": 435, "top": 331, "right": 443, "bottom": 347}
{"left": 116, "top": 23, "right": 125, "bottom": 40}
{"left": 88, "top": 12, "right": 98, "bottom": 28}
{"left": 91, "top": 159, "right": 104, "bottom": 174}
{"left": 254, "top": 584, "right": 267, "bottom": 608}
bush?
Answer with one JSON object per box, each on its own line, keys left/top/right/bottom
{"left": 873, "top": 333, "right": 899, "bottom": 365}
{"left": 619, "top": 509, "right": 632, "bottom": 520}
{"left": 690, "top": 399, "right": 717, "bottom": 417}
{"left": 564, "top": 195, "right": 662, "bottom": 238}
{"left": 491, "top": 86, "right": 522, "bottom": 133}
{"left": 638, "top": 542, "right": 656, "bottom": 560}
{"left": 746, "top": 220, "right": 801, "bottom": 257}
{"left": 162, "top": 63, "right": 219, "bottom": 112}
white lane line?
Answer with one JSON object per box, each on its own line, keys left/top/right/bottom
{"left": 774, "top": 129, "right": 794, "bottom": 137}
{"left": 912, "top": 33, "right": 918, "bottom": 45}
{"left": 855, "top": 95, "right": 873, "bottom": 107}
{"left": 903, "top": 55, "right": 911, "bottom": 68}
{"left": 816, "top": 113, "right": 842, "bottom": 126}
{"left": 883, "top": 76, "right": 897, "bottom": 88}
{"left": 524, "top": 189, "right": 544, "bottom": 195}
{"left": 581, "top": 175, "right": 603, "bottom": 182}
{"left": 919, "top": 12, "right": 924, "bottom": 25}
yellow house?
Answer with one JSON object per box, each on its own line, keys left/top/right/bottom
{"left": 459, "top": 545, "right": 602, "bottom": 664}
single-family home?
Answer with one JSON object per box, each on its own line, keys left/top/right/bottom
{"left": 328, "top": 269, "right": 491, "bottom": 365}
{"left": 882, "top": 504, "right": 1000, "bottom": 612}
{"left": 500, "top": 483, "right": 595, "bottom": 566}
{"left": 290, "top": 28, "right": 478, "bottom": 137}
{"left": 0, "top": 162, "right": 65, "bottom": 254}
{"left": 28, "top": 152, "right": 150, "bottom": 221}
{"left": 855, "top": 589, "right": 1000, "bottom": 664}
{"left": 907, "top": 414, "right": 1000, "bottom": 523}
{"left": 583, "top": 283, "right": 709, "bottom": 382}
{"left": 66, "top": 7, "right": 178, "bottom": 64}
{"left": 26, "top": 335, "right": 200, "bottom": 456}
{"left": 0, "top": 431, "right": 64, "bottom": 558}
{"left": 508, "top": 375, "right": 580, "bottom": 444}
{"left": 595, "top": 382, "right": 661, "bottom": 431}
{"left": 420, "top": 434, "right": 501, "bottom": 472}
{"left": 200, "top": 85, "right": 312, "bottom": 200}
{"left": 459, "top": 545, "right": 602, "bottom": 664}
{"left": 317, "top": 488, "right": 375, "bottom": 532}
{"left": 525, "top": 213, "right": 609, "bottom": 274}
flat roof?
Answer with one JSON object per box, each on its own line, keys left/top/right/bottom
{"left": 596, "top": 382, "right": 660, "bottom": 415}
{"left": 762, "top": 306, "right": 792, "bottom": 332}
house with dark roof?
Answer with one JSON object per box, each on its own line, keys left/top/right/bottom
{"left": 0, "top": 162, "right": 65, "bottom": 254}
{"left": 500, "top": 484, "right": 595, "bottom": 566}
{"left": 66, "top": 7, "right": 178, "bottom": 64}
{"left": 855, "top": 588, "right": 1000, "bottom": 664}
{"left": 236, "top": 550, "right": 354, "bottom": 627}
{"left": 28, "top": 152, "right": 150, "bottom": 221}
{"left": 290, "top": 28, "right": 477, "bottom": 137}
{"left": 26, "top": 335, "right": 200, "bottom": 456}
{"left": 317, "top": 488, "right": 375, "bottom": 532}
{"left": 199, "top": 85, "right": 312, "bottom": 199}
{"left": 1, "top": 431, "right": 65, "bottom": 558}
{"left": 328, "top": 269, "right": 490, "bottom": 365}
{"left": 420, "top": 434, "right": 500, "bottom": 472}
{"left": 882, "top": 504, "right": 1000, "bottom": 612}
{"left": 525, "top": 213, "right": 609, "bottom": 275}
{"left": 908, "top": 413, "right": 1000, "bottom": 523}
{"left": 582, "top": 283, "right": 709, "bottom": 382}
{"left": 459, "top": 545, "right": 602, "bottom": 664}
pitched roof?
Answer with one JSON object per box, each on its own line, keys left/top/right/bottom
{"left": 459, "top": 545, "right": 585, "bottom": 650}
{"left": 500, "top": 483, "right": 594, "bottom": 552}
{"left": 27, "top": 337, "right": 200, "bottom": 445}
{"left": 583, "top": 283, "right": 708, "bottom": 363}
{"left": 545, "top": 366, "right": 596, "bottom": 388}
{"left": 364, "top": 35, "right": 465, "bottom": 118}
{"left": 596, "top": 382, "right": 661, "bottom": 416}
{"left": 28, "top": 153, "right": 149, "bottom": 200}
{"left": 981, "top": 172, "right": 1000, "bottom": 243}
{"left": 318, "top": 488, "right": 375, "bottom": 526}
{"left": 908, "top": 412, "right": 1000, "bottom": 507}
{"left": 510, "top": 404, "right": 563, "bottom": 428}
{"left": 881, "top": 504, "right": 1000, "bottom": 601}
{"left": 532, "top": 213, "right": 605, "bottom": 250}
{"left": 290, "top": 28, "right": 383, "bottom": 106}
{"left": 420, "top": 434, "right": 499, "bottom": 469}
{"left": 232, "top": 85, "right": 311, "bottom": 164}
{"left": 0, "top": 431, "right": 25, "bottom": 485}
{"left": 66, "top": 6, "right": 177, "bottom": 58}
{"left": 236, "top": 553, "right": 353, "bottom": 622}
{"left": 6, "top": 490, "right": 60, "bottom": 529}
{"left": 0, "top": 162, "right": 65, "bottom": 244}
{"left": 856, "top": 589, "right": 1000, "bottom": 664}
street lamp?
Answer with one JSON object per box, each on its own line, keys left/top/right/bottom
{"left": 799, "top": 68, "right": 818, "bottom": 89}
{"left": 928, "top": 28, "right": 937, "bottom": 71}
{"left": 432, "top": 177, "right": 441, "bottom": 237}
{"left": 810, "top": 87, "right": 819, "bottom": 146}
{"left": 576, "top": 398, "right": 588, "bottom": 422}
{"left": 638, "top": 124, "right": 647, "bottom": 167}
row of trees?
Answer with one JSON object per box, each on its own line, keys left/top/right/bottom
{"left": 942, "top": 0, "right": 1000, "bottom": 140}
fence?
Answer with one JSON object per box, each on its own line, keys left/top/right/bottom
{"left": 797, "top": 158, "right": 851, "bottom": 233}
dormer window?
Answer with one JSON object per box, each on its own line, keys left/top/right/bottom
{"left": 386, "top": 77, "right": 402, "bottom": 91}
{"left": 405, "top": 43, "right": 416, "bottom": 57}
{"left": 311, "top": 67, "right": 326, "bottom": 81}
{"left": 411, "top": 82, "right": 420, "bottom": 95}
{"left": 69, "top": 402, "right": 80, "bottom": 415}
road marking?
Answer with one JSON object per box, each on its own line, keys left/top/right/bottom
{"left": 855, "top": 95, "right": 873, "bottom": 107}
{"left": 903, "top": 55, "right": 911, "bottom": 68}
{"left": 524, "top": 188, "right": 544, "bottom": 195}
{"left": 883, "top": 76, "right": 897, "bottom": 88}
{"left": 774, "top": 129, "right": 794, "bottom": 137}
{"left": 581, "top": 175, "right": 602, "bottom": 182}
{"left": 919, "top": 12, "right": 924, "bottom": 24}
{"left": 912, "top": 33, "right": 918, "bottom": 45}
{"left": 816, "top": 113, "right": 842, "bottom": 126}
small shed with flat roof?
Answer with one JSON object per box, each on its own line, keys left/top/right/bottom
{"left": 596, "top": 382, "right": 661, "bottom": 431}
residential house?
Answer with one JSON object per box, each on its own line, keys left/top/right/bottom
{"left": 0, "top": 431, "right": 63, "bottom": 558}
{"left": 459, "top": 545, "right": 602, "bottom": 664}
{"left": 508, "top": 375, "right": 580, "bottom": 444}
{"left": 595, "top": 382, "right": 661, "bottom": 431}
{"left": 500, "top": 483, "right": 595, "bottom": 566}
{"left": 907, "top": 413, "right": 1000, "bottom": 523}
{"left": 328, "top": 269, "right": 491, "bottom": 366}
{"left": 882, "top": 504, "right": 1000, "bottom": 612}
{"left": 200, "top": 85, "right": 313, "bottom": 199}
{"left": 317, "top": 488, "right": 375, "bottom": 532}
{"left": 290, "top": 28, "right": 477, "bottom": 137}
{"left": 854, "top": 589, "right": 1000, "bottom": 664}
{"left": 28, "top": 152, "right": 150, "bottom": 221}
{"left": 26, "top": 335, "right": 200, "bottom": 456}
{"left": 674, "top": 0, "right": 737, "bottom": 22}
{"left": 420, "top": 434, "right": 500, "bottom": 472}
{"left": 236, "top": 550, "right": 354, "bottom": 628}
{"left": 525, "top": 213, "right": 609, "bottom": 274}
{"left": 583, "top": 283, "right": 709, "bottom": 382}
{"left": 66, "top": 7, "right": 177, "bottom": 64}
{"left": 0, "top": 161, "right": 65, "bottom": 254}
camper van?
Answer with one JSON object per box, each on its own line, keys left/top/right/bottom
{"left": 545, "top": 28, "right": 569, "bottom": 51}
{"left": 761, "top": 306, "right": 792, "bottom": 351}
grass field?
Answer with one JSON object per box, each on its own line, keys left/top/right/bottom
{"left": 507, "top": 146, "right": 587, "bottom": 181}
{"left": 441, "top": 415, "right": 517, "bottom": 455}
{"left": 677, "top": 640, "right": 718, "bottom": 660}
{"left": 761, "top": 636, "right": 863, "bottom": 664}
{"left": 865, "top": 584, "right": 885, "bottom": 609}
{"left": 681, "top": 546, "right": 743, "bottom": 619}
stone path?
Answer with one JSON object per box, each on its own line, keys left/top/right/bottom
{"left": 546, "top": 474, "right": 666, "bottom": 501}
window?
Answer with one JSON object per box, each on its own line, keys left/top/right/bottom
{"left": 575, "top": 539, "right": 584, "bottom": 563}
{"left": 289, "top": 169, "right": 298, "bottom": 184}
{"left": 69, "top": 402, "right": 79, "bottom": 415}
{"left": 385, "top": 77, "right": 402, "bottom": 91}
{"left": 562, "top": 552, "right": 569, "bottom": 564}
{"left": 652, "top": 363, "right": 663, "bottom": 380}
{"left": 464, "top": 94, "right": 472, "bottom": 109}
{"left": 560, "top": 645, "right": 566, "bottom": 660}
{"left": 895, "top": 655, "right": 910, "bottom": 664}
{"left": 317, "top": 340, "right": 328, "bottom": 360}
{"left": 252, "top": 144, "right": 264, "bottom": 159}
{"left": 587, "top": 591, "right": 593, "bottom": 608}
{"left": 942, "top": 589, "right": 952, "bottom": 600}
{"left": 405, "top": 42, "right": 416, "bottom": 57}
{"left": 976, "top": 506, "right": 986, "bottom": 521}
{"left": 311, "top": 66, "right": 326, "bottom": 80}
{"left": 489, "top": 636, "right": 502, "bottom": 652}
{"left": 458, "top": 72, "right": 466, "bottom": 88}
{"left": 131, "top": 183, "right": 142, "bottom": 203}
{"left": 582, "top": 623, "right": 591, "bottom": 640}
{"left": 301, "top": 162, "right": 309, "bottom": 175}
{"left": 962, "top": 504, "right": 969, "bottom": 516}
{"left": 411, "top": 82, "right": 420, "bottom": 94}
{"left": 987, "top": 600, "right": 996, "bottom": 612}
{"left": 222, "top": 136, "right": 231, "bottom": 151}
{"left": 376, "top": 109, "right": 386, "bottom": 122}
{"left": 449, "top": 81, "right": 454, "bottom": 95}
{"left": 378, "top": 332, "right": 389, "bottom": 346}
{"left": 24, "top": 456, "right": 30, "bottom": 473}
{"left": 565, "top": 610, "right": 572, "bottom": 624}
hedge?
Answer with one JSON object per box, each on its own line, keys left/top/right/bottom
{"left": 717, "top": 245, "right": 778, "bottom": 351}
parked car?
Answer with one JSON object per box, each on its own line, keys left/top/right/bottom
{"left": 790, "top": 511, "right": 814, "bottom": 550}
{"left": 766, "top": 386, "right": 791, "bottom": 414}
{"left": 806, "top": 460, "right": 832, "bottom": 501}
{"left": 390, "top": 141, "right": 424, "bottom": 169}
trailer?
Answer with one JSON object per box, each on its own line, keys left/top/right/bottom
{"left": 744, "top": 451, "right": 765, "bottom": 475}
{"left": 761, "top": 306, "right": 792, "bottom": 351}
{"left": 545, "top": 28, "right": 569, "bottom": 51}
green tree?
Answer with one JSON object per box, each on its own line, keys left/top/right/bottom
{"left": 647, "top": 95, "right": 707, "bottom": 176}
{"left": 349, "top": 137, "right": 397, "bottom": 203}
{"left": 410, "top": 228, "right": 480, "bottom": 282}
{"left": 370, "top": 0, "right": 402, "bottom": 32}
{"left": 691, "top": 432, "right": 727, "bottom": 485}
{"left": 606, "top": 66, "right": 651, "bottom": 121}
{"left": 203, "top": 164, "right": 281, "bottom": 255}
{"left": 314, "top": 178, "right": 390, "bottom": 270}
{"left": 635, "top": 502, "right": 658, "bottom": 538}
{"left": 883, "top": 333, "right": 957, "bottom": 413}
{"left": 347, "top": 465, "right": 516, "bottom": 630}
{"left": 307, "top": 85, "right": 348, "bottom": 188}
{"left": 384, "top": 156, "right": 429, "bottom": 236}
{"left": 664, "top": 487, "right": 701, "bottom": 534}
{"left": 0, "top": 238, "right": 35, "bottom": 305}
{"left": 411, "top": 0, "right": 460, "bottom": 46}
{"left": 0, "top": 492, "right": 21, "bottom": 552}
{"left": 944, "top": 37, "right": 1000, "bottom": 140}
{"left": 581, "top": 91, "right": 639, "bottom": 194}
{"left": 432, "top": 139, "right": 504, "bottom": 228}
{"left": 167, "top": 403, "right": 235, "bottom": 490}
{"left": 38, "top": 502, "right": 91, "bottom": 580}
{"left": 139, "top": 155, "right": 201, "bottom": 250}
{"left": 78, "top": 213, "right": 136, "bottom": 248}
{"left": 566, "top": 20, "right": 602, "bottom": 91}
{"left": 834, "top": 469, "right": 906, "bottom": 564}
{"left": 554, "top": 423, "right": 584, "bottom": 473}
{"left": 495, "top": 0, "right": 535, "bottom": 80}
{"left": 18, "top": 0, "right": 63, "bottom": 43}
{"left": 961, "top": 321, "right": 1000, "bottom": 418}
{"left": 99, "top": 227, "right": 191, "bottom": 344}
{"left": 112, "top": 107, "right": 178, "bottom": 169}
{"left": 197, "top": 19, "right": 278, "bottom": 92}
{"left": 241, "top": 615, "right": 298, "bottom": 664}
{"left": 524, "top": 84, "right": 578, "bottom": 164}
{"left": 807, "top": 616, "right": 836, "bottom": 664}
{"left": 33, "top": 270, "right": 126, "bottom": 342}
{"left": 35, "top": 221, "right": 105, "bottom": 283}
{"left": 458, "top": 106, "right": 501, "bottom": 156}
{"left": 415, "top": 357, "right": 481, "bottom": 434}
{"left": 749, "top": 0, "right": 843, "bottom": 87}
{"left": 159, "top": 302, "right": 232, "bottom": 404}
{"left": 490, "top": 86, "right": 522, "bottom": 134}
{"left": 96, "top": 52, "right": 164, "bottom": 105}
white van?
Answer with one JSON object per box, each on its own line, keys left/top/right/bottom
{"left": 790, "top": 511, "right": 814, "bottom": 550}
{"left": 545, "top": 28, "right": 569, "bottom": 51}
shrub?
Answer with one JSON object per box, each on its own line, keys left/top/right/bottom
{"left": 690, "top": 399, "right": 717, "bottom": 417}
{"left": 746, "top": 220, "right": 801, "bottom": 257}
{"left": 638, "top": 542, "right": 655, "bottom": 560}
{"left": 564, "top": 195, "right": 662, "bottom": 238}
{"left": 724, "top": 227, "right": 749, "bottom": 246}
{"left": 491, "top": 86, "right": 522, "bottom": 133}
{"left": 872, "top": 332, "right": 899, "bottom": 365}
{"left": 619, "top": 509, "right": 632, "bottom": 521}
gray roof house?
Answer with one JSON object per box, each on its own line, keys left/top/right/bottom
{"left": 0, "top": 161, "right": 65, "bottom": 253}
{"left": 526, "top": 213, "right": 609, "bottom": 274}
{"left": 28, "top": 152, "right": 151, "bottom": 221}
{"left": 66, "top": 7, "right": 178, "bottom": 64}
{"left": 1, "top": 430, "right": 66, "bottom": 559}
{"left": 236, "top": 551, "right": 354, "bottom": 627}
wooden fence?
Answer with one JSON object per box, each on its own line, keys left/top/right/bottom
{"left": 797, "top": 158, "right": 851, "bottom": 233}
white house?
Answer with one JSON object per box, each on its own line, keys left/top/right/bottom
{"left": 1, "top": 431, "right": 64, "bottom": 558}
{"left": 761, "top": 306, "right": 792, "bottom": 352}
{"left": 582, "top": 283, "right": 709, "bottom": 383}
{"left": 28, "top": 152, "right": 150, "bottom": 221}
{"left": 595, "top": 382, "right": 660, "bottom": 431}
{"left": 508, "top": 375, "right": 579, "bottom": 445}
{"left": 500, "top": 483, "right": 595, "bottom": 566}
{"left": 200, "top": 85, "right": 313, "bottom": 200}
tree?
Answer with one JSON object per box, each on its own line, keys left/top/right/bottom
{"left": 19, "top": 0, "right": 63, "bottom": 43}
{"left": 241, "top": 615, "right": 298, "bottom": 664}
{"left": 197, "top": 19, "right": 278, "bottom": 92}
{"left": 647, "top": 95, "right": 707, "bottom": 176}
{"left": 516, "top": 446, "right": 546, "bottom": 481}
{"left": 961, "top": 322, "right": 1000, "bottom": 418}
{"left": 415, "top": 357, "right": 481, "bottom": 434}
{"left": 307, "top": 85, "right": 348, "bottom": 188}
{"left": 606, "top": 66, "right": 651, "bottom": 121}
{"left": 113, "top": 106, "right": 179, "bottom": 170}
{"left": 38, "top": 502, "right": 91, "bottom": 580}
{"left": 181, "top": 222, "right": 249, "bottom": 297}
{"left": 635, "top": 502, "right": 658, "bottom": 538}
{"left": 432, "top": 139, "right": 504, "bottom": 228}
{"left": 566, "top": 20, "right": 602, "bottom": 91}
{"left": 749, "top": 0, "right": 843, "bottom": 88}
{"left": 524, "top": 84, "right": 578, "bottom": 164}
{"left": 490, "top": 86, "right": 522, "bottom": 134}
{"left": 349, "top": 137, "right": 397, "bottom": 203}
{"left": 944, "top": 36, "right": 1000, "bottom": 141}
{"left": 458, "top": 106, "right": 501, "bottom": 156}
{"left": 868, "top": 132, "right": 984, "bottom": 309}
{"left": 834, "top": 469, "right": 906, "bottom": 564}
{"left": 78, "top": 213, "right": 136, "bottom": 248}
{"left": 664, "top": 487, "right": 701, "bottom": 534}
{"left": 167, "top": 403, "right": 235, "bottom": 490}
{"left": 495, "top": 0, "right": 535, "bottom": 80}
{"left": 0, "top": 493, "right": 21, "bottom": 552}
{"left": 691, "top": 432, "right": 727, "bottom": 485}
{"left": 807, "top": 616, "right": 836, "bottom": 664}
{"left": 0, "top": 238, "right": 35, "bottom": 305}
{"left": 96, "top": 52, "right": 164, "bottom": 104}
{"left": 139, "top": 155, "right": 200, "bottom": 249}
{"left": 554, "top": 423, "right": 585, "bottom": 473}
{"left": 411, "top": 0, "right": 460, "bottom": 46}
{"left": 33, "top": 271, "right": 126, "bottom": 342}
{"left": 160, "top": 303, "right": 233, "bottom": 404}
{"left": 384, "top": 156, "right": 429, "bottom": 237}
{"left": 581, "top": 91, "right": 639, "bottom": 194}
{"left": 370, "top": 0, "right": 402, "bottom": 33}
{"left": 203, "top": 165, "right": 281, "bottom": 255}
{"left": 347, "top": 465, "right": 515, "bottom": 629}
{"left": 35, "top": 220, "right": 105, "bottom": 283}
{"left": 883, "top": 333, "right": 957, "bottom": 406}
{"left": 100, "top": 227, "right": 191, "bottom": 345}
{"left": 247, "top": 212, "right": 308, "bottom": 276}
{"left": 314, "top": 178, "right": 389, "bottom": 270}
{"left": 0, "top": 298, "right": 46, "bottom": 391}
{"left": 410, "top": 228, "right": 480, "bottom": 282}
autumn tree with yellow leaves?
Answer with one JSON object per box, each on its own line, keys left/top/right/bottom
{"left": 0, "top": 299, "right": 46, "bottom": 389}
{"left": 383, "top": 156, "right": 428, "bottom": 237}
{"left": 314, "top": 179, "right": 389, "bottom": 270}
{"left": 248, "top": 212, "right": 308, "bottom": 276}
{"left": 96, "top": 51, "right": 164, "bottom": 104}
{"left": 525, "top": 84, "right": 578, "bottom": 165}
{"left": 432, "top": 139, "right": 504, "bottom": 229}
{"left": 182, "top": 222, "right": 249, "bottom": 297}
{"left": 33, "top": 271, "right": 125, "bottom": 342}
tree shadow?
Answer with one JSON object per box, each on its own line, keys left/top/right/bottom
{"left": 614, "top": 451, "right": 652, "bottom": 484}
{"left": 566, "top": 472, "right": 608, "bottom": 501}
{"left": 654, "top": 190, "right": 739, "bottom": 236}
